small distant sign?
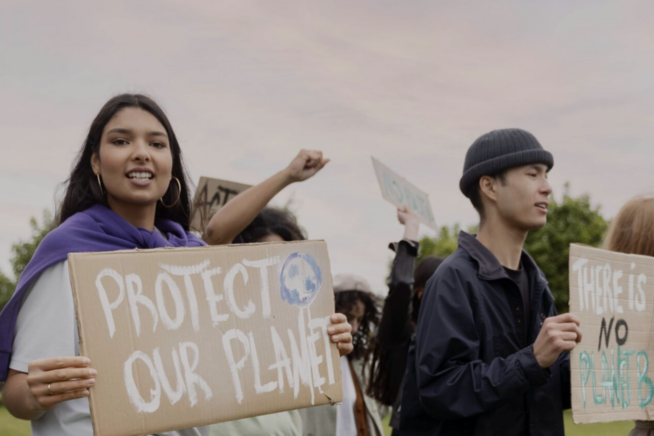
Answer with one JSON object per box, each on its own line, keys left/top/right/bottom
{"left": 371, "top": 157, "right": 437, "bottom": 230}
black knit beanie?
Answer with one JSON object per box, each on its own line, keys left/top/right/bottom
{"left": 459, "top": 128, "right": 553, "bottom": 198}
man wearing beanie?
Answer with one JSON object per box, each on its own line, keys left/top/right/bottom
{"left": 399, "top": 129, "right": 580, "bottom": 436}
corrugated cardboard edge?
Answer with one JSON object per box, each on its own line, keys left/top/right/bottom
{"left": 569, "top": 242, "right": 654, "bottom": 263}
{"left": 68, "top": 255, "right": 101, "bottom": 436}
{"left": 68, "top": 239, "right": 316, "bottom": 259}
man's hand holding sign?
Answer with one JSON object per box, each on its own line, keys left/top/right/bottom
{"left": 534, "top": 313, "right": 583, "bottom": 369}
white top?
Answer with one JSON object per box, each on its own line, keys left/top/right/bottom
{"left": 10, "top": 260, "right": 209, "bottom": 436}
{"left": 335, "top": 355, "right": 357, "bottom": 436}
{"left": 209, "top": 410, "right": 303, "bottom": 436}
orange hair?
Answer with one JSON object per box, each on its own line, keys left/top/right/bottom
{"left": 604, "top": 196, "right": 654, "bottom": 256}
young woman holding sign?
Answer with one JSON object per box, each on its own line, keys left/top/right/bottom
{"left": 0, "top": 94, "right": 353, "bottom": 436}
{"left": 603, "top": 196, "right": 654, "bottom": 436}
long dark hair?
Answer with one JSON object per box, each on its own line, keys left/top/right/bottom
{"left": 334, "top": 290, "right": 381, "bottom": 362}
{"left": 367, "top": 255, "right": 444, "bottom": 405}
{"left": 57, "top": 94, "right": 192, "bottom": 229}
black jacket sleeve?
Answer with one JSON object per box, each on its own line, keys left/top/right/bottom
{"left": 376, "top": 240, "right": 418, "bottom": 348}
{"left": 369, "top": 239, "right": 418, "bottom": 405}
{"left": 415, "top": 266, "right": 551, "bottom": 419}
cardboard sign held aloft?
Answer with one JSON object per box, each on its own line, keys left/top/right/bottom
{"left": 69, "top": 240, "right": 342, "bottom": 436}
{"left": 190, "top": 177, "right": 252, "bottom": 233}
{"left": 570, "top": 244, "right": 654, "bottom": 423}
{"left": 371, "top": 157, "right": 437, "bottom": 231}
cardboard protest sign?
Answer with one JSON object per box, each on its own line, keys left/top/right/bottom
{"left": 570, "top": 244, "right": 654, "bottom": 423}
{"left": 371, "top": 157, "right": 437, "bottom": 230}
{"left": 68, "top": 240, "right": 342, "bottom": 436}
{"left": 189, "top": 177, "right": 252, "bottom": 233}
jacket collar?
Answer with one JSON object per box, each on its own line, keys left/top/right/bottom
{"left": 457, "top": 231, "right": 544, "bottom": 284}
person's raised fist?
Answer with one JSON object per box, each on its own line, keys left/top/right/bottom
{"left": 285, "top": 149, "right": 329, "bottom": 183}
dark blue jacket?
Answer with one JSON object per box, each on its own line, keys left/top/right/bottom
{"left": 400, "top": 232, "right": 570, "bottom": 436}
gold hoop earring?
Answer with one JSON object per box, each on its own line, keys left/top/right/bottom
{"left": 160, "top": 177, "right": 182, "bottom": 208}
{"left": 96, "top": 173, "right": 105, "bottom": 196}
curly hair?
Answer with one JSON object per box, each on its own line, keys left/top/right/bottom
{"left": 334, "top": 290, "right": 381, "bottom": 362}
{"left": 235, "top": 207, "right": 306, "bottom": 243}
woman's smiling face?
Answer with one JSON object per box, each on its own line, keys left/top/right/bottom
{"left": 91, "top": 107, "right": 173, "bottom": 213}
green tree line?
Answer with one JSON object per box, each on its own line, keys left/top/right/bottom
{"left": 0, "top": 210, "right": 54, "bottom": 311}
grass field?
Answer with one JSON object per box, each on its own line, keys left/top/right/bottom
{"left": 0, "top": 403, "right": 636, "bottom": 436}
{"left": 0, "top": 404, "right": 30, "bottom": 436}
{"left": 381, "top": 412, "right": 635, "bottom": 436}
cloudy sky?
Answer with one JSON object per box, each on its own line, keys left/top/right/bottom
{"left": 1, "top": 0, "right": 653, "bottom": 292}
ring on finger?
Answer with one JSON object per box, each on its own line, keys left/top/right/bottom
{"left": 47, "top": 383, "right": 53, "bottom": 396}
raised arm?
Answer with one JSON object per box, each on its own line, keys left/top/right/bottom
{"left": 204, "top": 149, "right": 329, "bottom": 245}
{"left": 376, "top": 207, "right": 420, "bottom": 348}
{"left": 367, "top": 208, "right": 420, "bottom": 404}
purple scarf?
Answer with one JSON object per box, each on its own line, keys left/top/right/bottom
{"left": 0, "top": 204, "right": 206, "bottom": 381}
